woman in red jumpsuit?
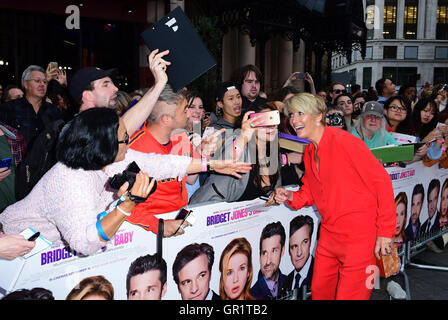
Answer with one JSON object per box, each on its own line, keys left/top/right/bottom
{"left": 274, "top": 94, "right": 396, "bottom": 300}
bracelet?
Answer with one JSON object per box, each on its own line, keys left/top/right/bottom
{"left": 96, "top": 211, "right": 110, "bottom": 241}
{"left": 437, "top": 139, "right": 444, "bottom": 144}
{"left": 116, "top": 204, "right": 131, "bottom": 216}
{"left": 207, "top": 159, "right": 211, "bottom": 171}
{"left": 201, "top": 156, "right": 207, "bottom": 172}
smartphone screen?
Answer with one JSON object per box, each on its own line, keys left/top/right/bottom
{"left": 296, "top": 73, "right": 307, "bottom": 79}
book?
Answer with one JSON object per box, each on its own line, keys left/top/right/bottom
{"left": 370, "top": 144, "right": 414, "bottom": 163}
{"left": 278, "top": 133, "right": 309, "bottom": 153}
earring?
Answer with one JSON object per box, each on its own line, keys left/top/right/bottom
{"left": 316, "top": 121, "right": 320, "bottom": 126}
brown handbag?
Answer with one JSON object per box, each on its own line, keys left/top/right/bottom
{"left": 376, "top": 244, "right": 401, "bottom": 278}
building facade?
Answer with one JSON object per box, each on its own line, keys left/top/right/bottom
{"left": 332, "top": 0, "right": 448, "bottom": 90}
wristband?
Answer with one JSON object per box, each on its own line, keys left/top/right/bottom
{"left": 202, "top": 156, "right": 207, "bottom": 172}
{"left": 96, "top": 211, "right": 110, "bottom": 241}
{"left": 233, "top": 139, "right": 244, "bottom": 158}
{"left": 281, "top": 154, "right": 287, "bottom": 166}
{"left": 116, "top": 204, "right": 131, "bottom": 216}
{"left": 437, "top": 139, "right": 444, "bottom": 144}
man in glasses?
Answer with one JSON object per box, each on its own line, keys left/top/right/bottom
{"left": 328, "top": 82, "right": 347, "bottom": 107}
{"left": 0, "top": 65, "right": 61, "bottom": 149}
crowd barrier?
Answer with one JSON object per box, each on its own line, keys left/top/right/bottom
{"left": 0, "top": 160, "right": 447, "bottom": 300}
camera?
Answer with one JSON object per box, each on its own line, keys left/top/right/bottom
{"left": 442, "top": 84, "right": 448, "bottom": 91}
{"left": 326, "top": 112, "right": 345, "bottom": 127}
{"left": 109, "top": 161, "right": 157, "bottom": 203}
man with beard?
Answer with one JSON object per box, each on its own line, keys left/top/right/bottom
{"left": 231, "top": 64, "right": 267, "bottom": 113}
{"left": 250, "top": 222, "right": 287, "bottom": 300}
{"left": 279, "top": 215, "right": 314, "bottom": 300}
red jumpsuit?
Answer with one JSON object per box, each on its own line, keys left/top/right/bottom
{"left": 286, "top": 126, "right": 396, "bottom": 300}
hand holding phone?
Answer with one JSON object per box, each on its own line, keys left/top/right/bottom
{"left": 295, "top": 73, "right": 307, "bottom": 80}
{"left": 174, "top": 209, "right": 193, "bottom": 235}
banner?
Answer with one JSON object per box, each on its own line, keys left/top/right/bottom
{"left": 386, "top": 161, "right": 448, "bottom": 246}
{"left": 2, "top": 198, "right": 320, "bottom": 300}
{"left": 2, "top": 161, "right": 447, "bottom": 300}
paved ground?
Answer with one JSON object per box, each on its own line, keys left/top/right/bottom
{"left": 370, "top": 243, "right": 448, "bottom": 300}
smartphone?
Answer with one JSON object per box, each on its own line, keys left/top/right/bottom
{"left": 49, "top": 61, "right": 58, "bottom": 70}
{"left": 249, "top": 110, "right": 280, "bottom": 127}
{"left": 296, "top": 73, "right": 307, "bottom": 79}
{"left": 27, "top": 232, "right": 40, "bottom": 241}
{"left": 0, "top": 158, "right": 12, "bottom": 170}
{"left": 202, "top": 126, "right": 215, "bottom": 140}
{"left": 174, "top": 209, "right": 192, "bottom": 234}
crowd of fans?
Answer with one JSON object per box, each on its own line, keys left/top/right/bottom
{"left": 0, "top": 50, "right": 447, "bottom": 299}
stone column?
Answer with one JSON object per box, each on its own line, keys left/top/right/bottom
{"left": 417, "top": 0, "right": 426, "bottom": 39}
{"left": 396, "top": 0, "right": 405, "bottom": 39}
{"left": 238, "top": 31, "right": 256, "bottom": 68}
{"left": 293, "top": 39, "right": 306, "bottom": 92}
{"left": 425, "top": 0, "right": 437, "bottom": 39}
{"left": 222, "top": 28, "right": 237, "bottom": 82}
{"left": 170, "top": 0, "right": 184, "bottom": 11}
{"left": 277, "top": 37, "right": 294, "bottom": 90}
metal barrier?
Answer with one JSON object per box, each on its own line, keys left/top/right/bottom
{"left": 399, "top": 226, "right": 448, "bottom": 300}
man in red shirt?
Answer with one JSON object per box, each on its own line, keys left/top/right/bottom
{"left": 128, "top": 85, "right": 196, "bottom": 237}
{"left": 274, "top": 93, "right": 396, "bottom": 300}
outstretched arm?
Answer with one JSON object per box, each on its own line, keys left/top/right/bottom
{"left": 121, "top": 49, "right": 171, "bottom": 136}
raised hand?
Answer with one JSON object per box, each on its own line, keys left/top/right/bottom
{"left": 148, "top": 49, "right": 171, "bottom": 86}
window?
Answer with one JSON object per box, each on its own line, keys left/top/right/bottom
{"left": 437, "top": 0, "right": 448, "bottom": 39}
{"left": 383, "top": 46, "right": 397, "bottom": 59}
{"left": 434, "top": 68, "right": 448, "bottom": 84}
{"left": 404, "top": 46, "right": 418, "bottom": 59}
{"left": 383, "top": 1, "right": 397, "bottom": 39}
{"left": 435, "top": 47, "right": 448, "bottom": 59}
{"left": 365, "top": 47, "right": 373, "bottom": 59}
{"left": 404, "top": 0, "right": 418, "bottom": 39}
{"left": 383, "top": 67, "right": 418, "bottom": 86}
{"left": 363, "top": 67, "right": 372, "bottom": 89}
{"left": 349, "top": 69, "right": 357, "bottom": 86}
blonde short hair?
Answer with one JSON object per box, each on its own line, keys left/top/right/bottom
{"left": 284, "top": 92, "right": 327, "bottom": 125}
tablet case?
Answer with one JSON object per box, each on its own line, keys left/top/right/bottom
{"left": 141, "top": 7, "right": 216, "bottom": 91}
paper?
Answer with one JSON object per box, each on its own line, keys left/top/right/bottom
{"left": 20, "top": 227, "right": 52, "bottom": 259}
{"left": 0, "top": 256, "right": 25, "bottom": 294}
{"left": 391, "top": 132, "right": 417, "bottom": 145}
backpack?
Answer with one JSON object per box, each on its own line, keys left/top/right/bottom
{"left": 15, "top": 119, "right": 65, "bottom": 201}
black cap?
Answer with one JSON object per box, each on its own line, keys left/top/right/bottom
{"left": 215, "top": 81, "right": 238, "bottom": 102}
{"left": 68, "top": 67, "right": 116, "bottom": 103}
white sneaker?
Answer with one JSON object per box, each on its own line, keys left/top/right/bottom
{"left": 387, "top": 280, "right": 407, "bottom": 300}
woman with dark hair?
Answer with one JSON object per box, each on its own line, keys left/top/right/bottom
{"left": 335, "top": 93, "right": 355, "bottom": 132}
{"left": 0, "top": 108, "right": 252, "bottom": 255}
{"left": 383, "top": 96, "right": 412, "bottom": 133}
{"left": 409, "top": 98, "right": 447, "bottom": 162}
{"left": 189, "top": 103, "right": 281, "bottom": 203}
{"left": 394, "top": 192, "right": 408, "bottom": 247}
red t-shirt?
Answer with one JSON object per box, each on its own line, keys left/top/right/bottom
{"left": 286, "top": 126, "right": 396, "bottom": 239}
{"left": 127, "top": 125, "right": 193, "bottom": 233}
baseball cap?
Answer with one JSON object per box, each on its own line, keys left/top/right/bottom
{"left": 362, "top": 101, "right": 384, "bottom": 118}
{"left": 215, "top": 81, "right": 238, "bottom": 102}
{"left": 68, "top": 67, "right": 116, "bottom": 103}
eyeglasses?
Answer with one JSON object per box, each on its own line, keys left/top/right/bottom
{"left": 389, "top": 105, "right": 407, "bottom": 113}
{"left": 28, "top": 78, "right": 48, "bottom": 85}
{"left": 118, "top": 132, "right": 129, "bottom": 145}
{"left": 332, "top": 89, "right": 347, "bottom": 94}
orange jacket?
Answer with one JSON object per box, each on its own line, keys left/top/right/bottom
{"left": 126, "top": 125, "right": 193, "bottom": 233}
